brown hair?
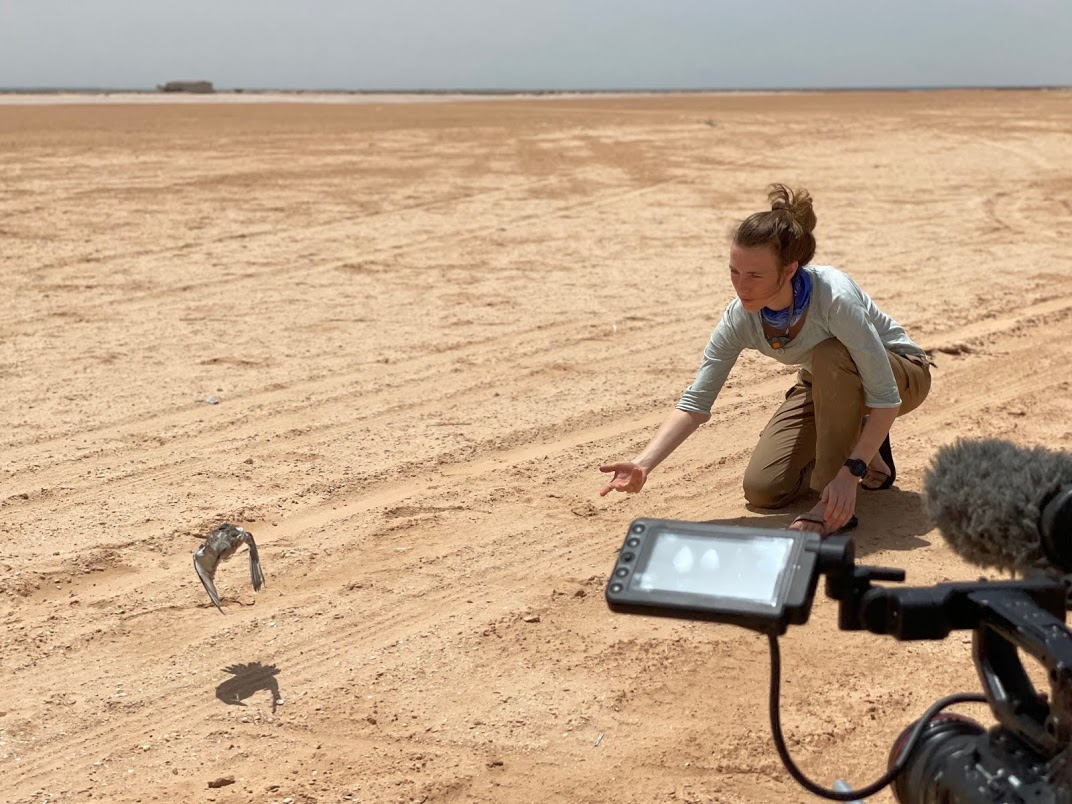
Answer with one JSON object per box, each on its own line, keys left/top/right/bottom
{"left": 733, "top": 184, "right": 817, "bottom": 271}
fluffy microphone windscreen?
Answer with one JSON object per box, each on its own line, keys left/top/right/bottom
{"left": 922, "top": 438, "right": 1072, "bottom": 574}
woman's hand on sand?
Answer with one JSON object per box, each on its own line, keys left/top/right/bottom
{"left": 599, "top": 462, "right": 648, "bottom": 496}
{"left": 820, "top": 473, "right": 858, "bottom": 530}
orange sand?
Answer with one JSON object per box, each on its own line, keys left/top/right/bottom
{"left": 3, "top": 90, "right": 1072, "bottom": 803}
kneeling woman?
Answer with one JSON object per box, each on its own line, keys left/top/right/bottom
{"left": 598, "top": 184, "right": 932, "bottom": 536}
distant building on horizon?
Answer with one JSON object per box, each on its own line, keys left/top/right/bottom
{"left": 156, "top": 80, "right": 214, "bottom": 93}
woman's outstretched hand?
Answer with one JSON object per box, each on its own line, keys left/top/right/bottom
{"left": 599, "top": 462, "right": 648, "bottom": 496}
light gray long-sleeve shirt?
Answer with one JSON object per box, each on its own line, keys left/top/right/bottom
{"left": 676, "top": 265, "right": 927, "bottom": 414}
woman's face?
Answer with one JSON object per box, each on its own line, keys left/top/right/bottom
{"left": 729, "top": 244, "right": 794, "bottom": 313}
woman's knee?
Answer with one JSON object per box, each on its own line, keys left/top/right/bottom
{"left": 743, "top": 473, "right": 800, "bottom": 509}
{"left": 895, "top": 356, "right": 932, "bottom": 416}
{"left": 811, "top": 338, "right": 856, "bottom": 375}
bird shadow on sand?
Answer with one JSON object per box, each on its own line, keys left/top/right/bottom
{"left": 703, "top": 488, "right": 933, "bottom": 559}
{"left": 215, "top": 662, "right": 282, "bottom": 713}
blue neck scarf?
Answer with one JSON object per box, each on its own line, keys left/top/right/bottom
{"left": 761, "top": 269, "right": 812, "bottom": 330}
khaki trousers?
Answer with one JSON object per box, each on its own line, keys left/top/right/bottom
{"left": 742, "top": 339, "right": 932, "bottom": 509}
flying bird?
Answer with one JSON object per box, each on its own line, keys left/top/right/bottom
{"left": 193, "top": 523, "right": 265, "bottom": 612}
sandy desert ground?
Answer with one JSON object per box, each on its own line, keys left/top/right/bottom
{"left": 2, "top": 89, "right": 1072, "bottom": 804}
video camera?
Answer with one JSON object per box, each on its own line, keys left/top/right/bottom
{"left": 605, "top": 517, "right": 1072, "bottom": 803}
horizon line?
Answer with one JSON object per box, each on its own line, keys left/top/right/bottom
{"left": 2, "top": 83, "right": 1070, "bottom": 95}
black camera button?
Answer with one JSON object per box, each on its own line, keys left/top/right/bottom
{"left": 621, "top": 552, "right": 635, "bottom": 562}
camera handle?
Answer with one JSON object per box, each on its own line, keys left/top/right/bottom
{"left": 780, "top": 542, "right": 1072, "bottom": 797}
{"left": 828, "top": 558, "right": 1072, "bottom": 760}
{"left": 970, "top": 587, "right": 1072, "bottom": 758}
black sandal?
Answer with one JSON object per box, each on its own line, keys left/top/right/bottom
{"left": 861, "top": 434, "right": 896, "bottom": 491}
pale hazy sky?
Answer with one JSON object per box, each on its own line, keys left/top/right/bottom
{"left": 1, "top": 0, "right": 1070, "bottom": 91}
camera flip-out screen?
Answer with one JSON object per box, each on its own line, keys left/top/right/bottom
{"left": 605, "top": 518, "right": 822, "bottom": 634}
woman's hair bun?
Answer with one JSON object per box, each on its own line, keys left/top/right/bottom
{"left": 768, "top": 184, "right": 816, "bottom": 234}
{"left": 733, "top": 183, "right": 818, "bottom": 267}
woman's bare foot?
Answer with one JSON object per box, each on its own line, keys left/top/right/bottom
{"left": 788, "top": 503, "right": 860, "bottom": 538}
{"left": 861, "top": 454, "right": 893, "bottom": 490}
{"left": 788, "top": 501, "right": 826, "bottom": 534}
{"left": 862, "top": 433, "right": 897, "bottom": 491}
{"left": 868, "top": 455, "right": 890, "bottom": 477}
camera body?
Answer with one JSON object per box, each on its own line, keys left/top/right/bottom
{"left": 892, "top": 714, "right": 1072, "bottom": 803}
{"left": 605, "top": 517, "right": 1072, "bottom": 803}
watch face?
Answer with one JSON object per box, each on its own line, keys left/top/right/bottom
{"left": 845, "top": 459, "right": 868, "bottom": 478}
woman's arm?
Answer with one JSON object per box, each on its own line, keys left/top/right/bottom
{"left": 852, "top": 405, "right": 899, "bottom": 466}
{"left": 599, "top": 409, "right": 709, "bottom": 496}
{"left": 634, "top": 408, "right": 710, "bottom": 472}
{"left": 821, "top": 404, "right": 899, "bottom": 528}
{"left": 600, "top": 306, "right": 743, "bottom": 497}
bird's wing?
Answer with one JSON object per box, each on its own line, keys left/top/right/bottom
{"left": 244, "top": 536, "right": 266, "bottom": 592}
{"left": 193, "top": 549, "right": 225, "bottom": 613}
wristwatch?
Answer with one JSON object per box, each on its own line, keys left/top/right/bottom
{"left": 843, "top": 458, "right": 868, "bottom": 480}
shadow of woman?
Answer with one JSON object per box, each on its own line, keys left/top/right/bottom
{"left": 215, "top": 662, "right": 282, "bottom": 713}
{"left": 715, "top": 488, "right": 933, "bottom": 558}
